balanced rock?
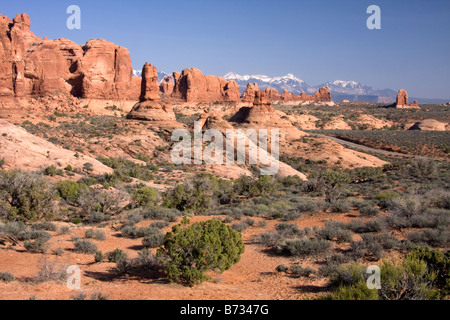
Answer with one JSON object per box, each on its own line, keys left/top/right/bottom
{"left": 127, "top": 62, "right": 176, "bottom": 122}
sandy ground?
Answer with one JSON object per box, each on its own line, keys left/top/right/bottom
{"left": 0, "top": 213, "right": 358, "bottom": 301}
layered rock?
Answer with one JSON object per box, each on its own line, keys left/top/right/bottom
{"left": 171, "top": 68, "right": 241, "bottom": 103}
{"left": 0, "top": 13, "right": 136, "bottom": 100}
{"left": 395, "top": 89, "right": 420, "bottom": 109}
{"left": 126, "top": 63, "right": 176, "bottom": 122}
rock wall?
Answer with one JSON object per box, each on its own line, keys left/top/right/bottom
{"left": 0, "top": 13, "right": 136, "bottom": 100}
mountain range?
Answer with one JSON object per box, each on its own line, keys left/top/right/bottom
{"left": 133, "top": 70, "right": 448, "bottom": 104}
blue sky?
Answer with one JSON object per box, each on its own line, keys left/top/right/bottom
{"left": 2, "top": 0, "right": 449, "bottom": 99}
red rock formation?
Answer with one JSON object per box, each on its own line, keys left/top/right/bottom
{"left": 126, "top": 63, "right": 176, "bottom": 122}
{"left": 265, "top": 87, "right": 282, "bottom": 101}
{"left": 241, "top": 83, "right": 259, "bottom": 103}
{"left": 171, "top": 68, "right": 241, "bottom": 103}
{"left": 160, "top": 76, "right": 174, "bottom": 95}
{"left": 0, "top": 13, "right": 137, "bottom": 100}
{"left": 280, "top": 87, "right": 331, "bottom": 103}
{"left": 395, "top": 89, "right": 420, "bottom": 109}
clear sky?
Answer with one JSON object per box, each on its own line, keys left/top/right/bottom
{"left": 1, "top": 0, "right": 449, "bottom": 99}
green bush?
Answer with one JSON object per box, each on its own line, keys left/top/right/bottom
{"left": 0, "top": 170, "right": 57, "bottom": 222}
{"left": 132, "top": 187, "right": 159, "bottom": 206}
{"left": 56, "top": 180, "right": 89, "bottom": 202}
{"left": 94, "top": 251, "right": 105, "bottom": 263}
{"left": 106, "top": 249, "right": 128, "bottom": 263}
{"left": 157, "top": 219, "right": 245, "bottom": 286}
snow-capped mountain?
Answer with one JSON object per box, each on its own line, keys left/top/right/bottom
{"left": 319, "top": 80, "right": 396, "bottom": 97}
{"left": 225, "top": 72, "right": 399, "bottom": 102}
{"left": 133, "top": 70, "right": 170, "bottom": 83}
{"left": 224, "top": 72, "right": 313, "bottom": 95}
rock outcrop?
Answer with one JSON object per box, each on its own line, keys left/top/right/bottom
{"left": 171, "top": 68, "right": 241, "bottom": 103}
{"left": 241, "top": 83, "right": 259, "bottom": 103}
{"left": 395, "top": 89, "right": 420, "bottom": 109}
{"left": 160, "top": 76, "right": 174, "bottom": 95}
{"left": 126, "top": 63, "right": 176, "bottom": 122}
{"left": 0, "top": 13, "right": 136, "bottom": 100}
{"left": 407, "top": 119, "right": 448, "bottom": 131}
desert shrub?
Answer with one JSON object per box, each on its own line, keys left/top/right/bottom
{"left": 32, "top": 221, "right": 57, "bottom": 231}
{"left": 330, "top": 200, "right": 352, "bottom": 213}
{"left": 106, "top": 248, "right": 128, "bottom": 263}
{"left": 231, "top": 222, "right": 248, "bottom": 232}
{"left": 350, "top": 240, "right": 384, "bottom": 261}
{"left": 362, "top": 233, "right": 399, "bottom": 250}
{"left": 275, "top": 223, "right": 302, "bottom": 237}
{"left": 51, "top": 248, "right": 65, "bottom": 256}
{"left": 36, "top": 255, "right": 67, "bottom": 282}
{"left": 163, "top": 174, "right": 222, "bottom": 214}
{"left": 94, "top": 251, "right": 105, "bottom": 263}
{"left": 359, "top": 205, "right": 380, "bottom": 217}
{"left": 122, "top": 211, "right": 144, "bottom": 227}
{"left": 276, "top": 238, "right": 332, "bottom": 258}
{"left": 56, "top": 180, "right": 88, "bottom": 202}
{"left": 71, "top": 292, "right": 87, "bottom": 300}
{"left": 407, "top": 247, "right": 450, "bottom": 298}
{"left": 44, "top": 165, "right": 64, "bottom": 177}
{"left": 0, "top": 271, "right": 15, "bottom": 282}
{"left": 290, "top": 265, "right": 315, "bottom": 277}
{"left": 24, "top": 238, "right": 48, "bottom": 253}
{"left": 132, "top": 187, "right": 159, "bottom": 206}
{"left": 150, "top": 221, "right": 170, "bottom": 229}
{"left": 97, "top": 157, "right": 154, "bottom": 183}
{"left": 408, "top": 227, "right": 449, "bottom": 248}
{"left": 78, "top": 188, "right": 127, "bottom": 218}
{"left": 330, "top": 280, "right": 379, "bottom": 300}
{"left": 255, "top": 232, "right": 280, "bottom": 246}
{"left": 142, "top": 229, "right": 165, "bottom": 248}
{"left": 328, "top": 263, "right": 367, "bottom": 289}
{"left": 115, "top": 248, "right": 162, "bottom": 275}
{"left": 378, "top": 257, "right": 439, "bottom": 300}
{"left": 275, "top": 264, "right": 288, "bottom": 273}
{"left": 18, "top": 230, "right": 52, "bottom": 242}
{"left": 90, "top": 292, "right": 109, "bottom": 300}
{"left": 318, "top": 222, "right": 353, "bottom": 243}
{"left": 408, "top": 159, "right": 437, "bottom": 179}
{"left": 345, "top": 219, "right": 384, "bottom": 233}
{"left": 73, "top": 239, "right": 98, "bottom": 254}
{"left": 0, "top": 170, "right": 57, "bottom": 222}
{"left": 87, "top": 211, "right": 111, "bottom": 224}
{"left": 387, "top": 196, "right": 424, "bottom": 219}
{"left": 0, "top": 221, "right": 27, "bottom": 236}
{"left": 222, "top": 216, "right": 233, "bottom": 224}
{"left": 84, "top": 229, "right": 106, "bottom": 241}
{"left": 157, "top": 219, "right": 244, "bottom": 287}
{"left": 143, "top": 206, "right": 181, "bottom": 222}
